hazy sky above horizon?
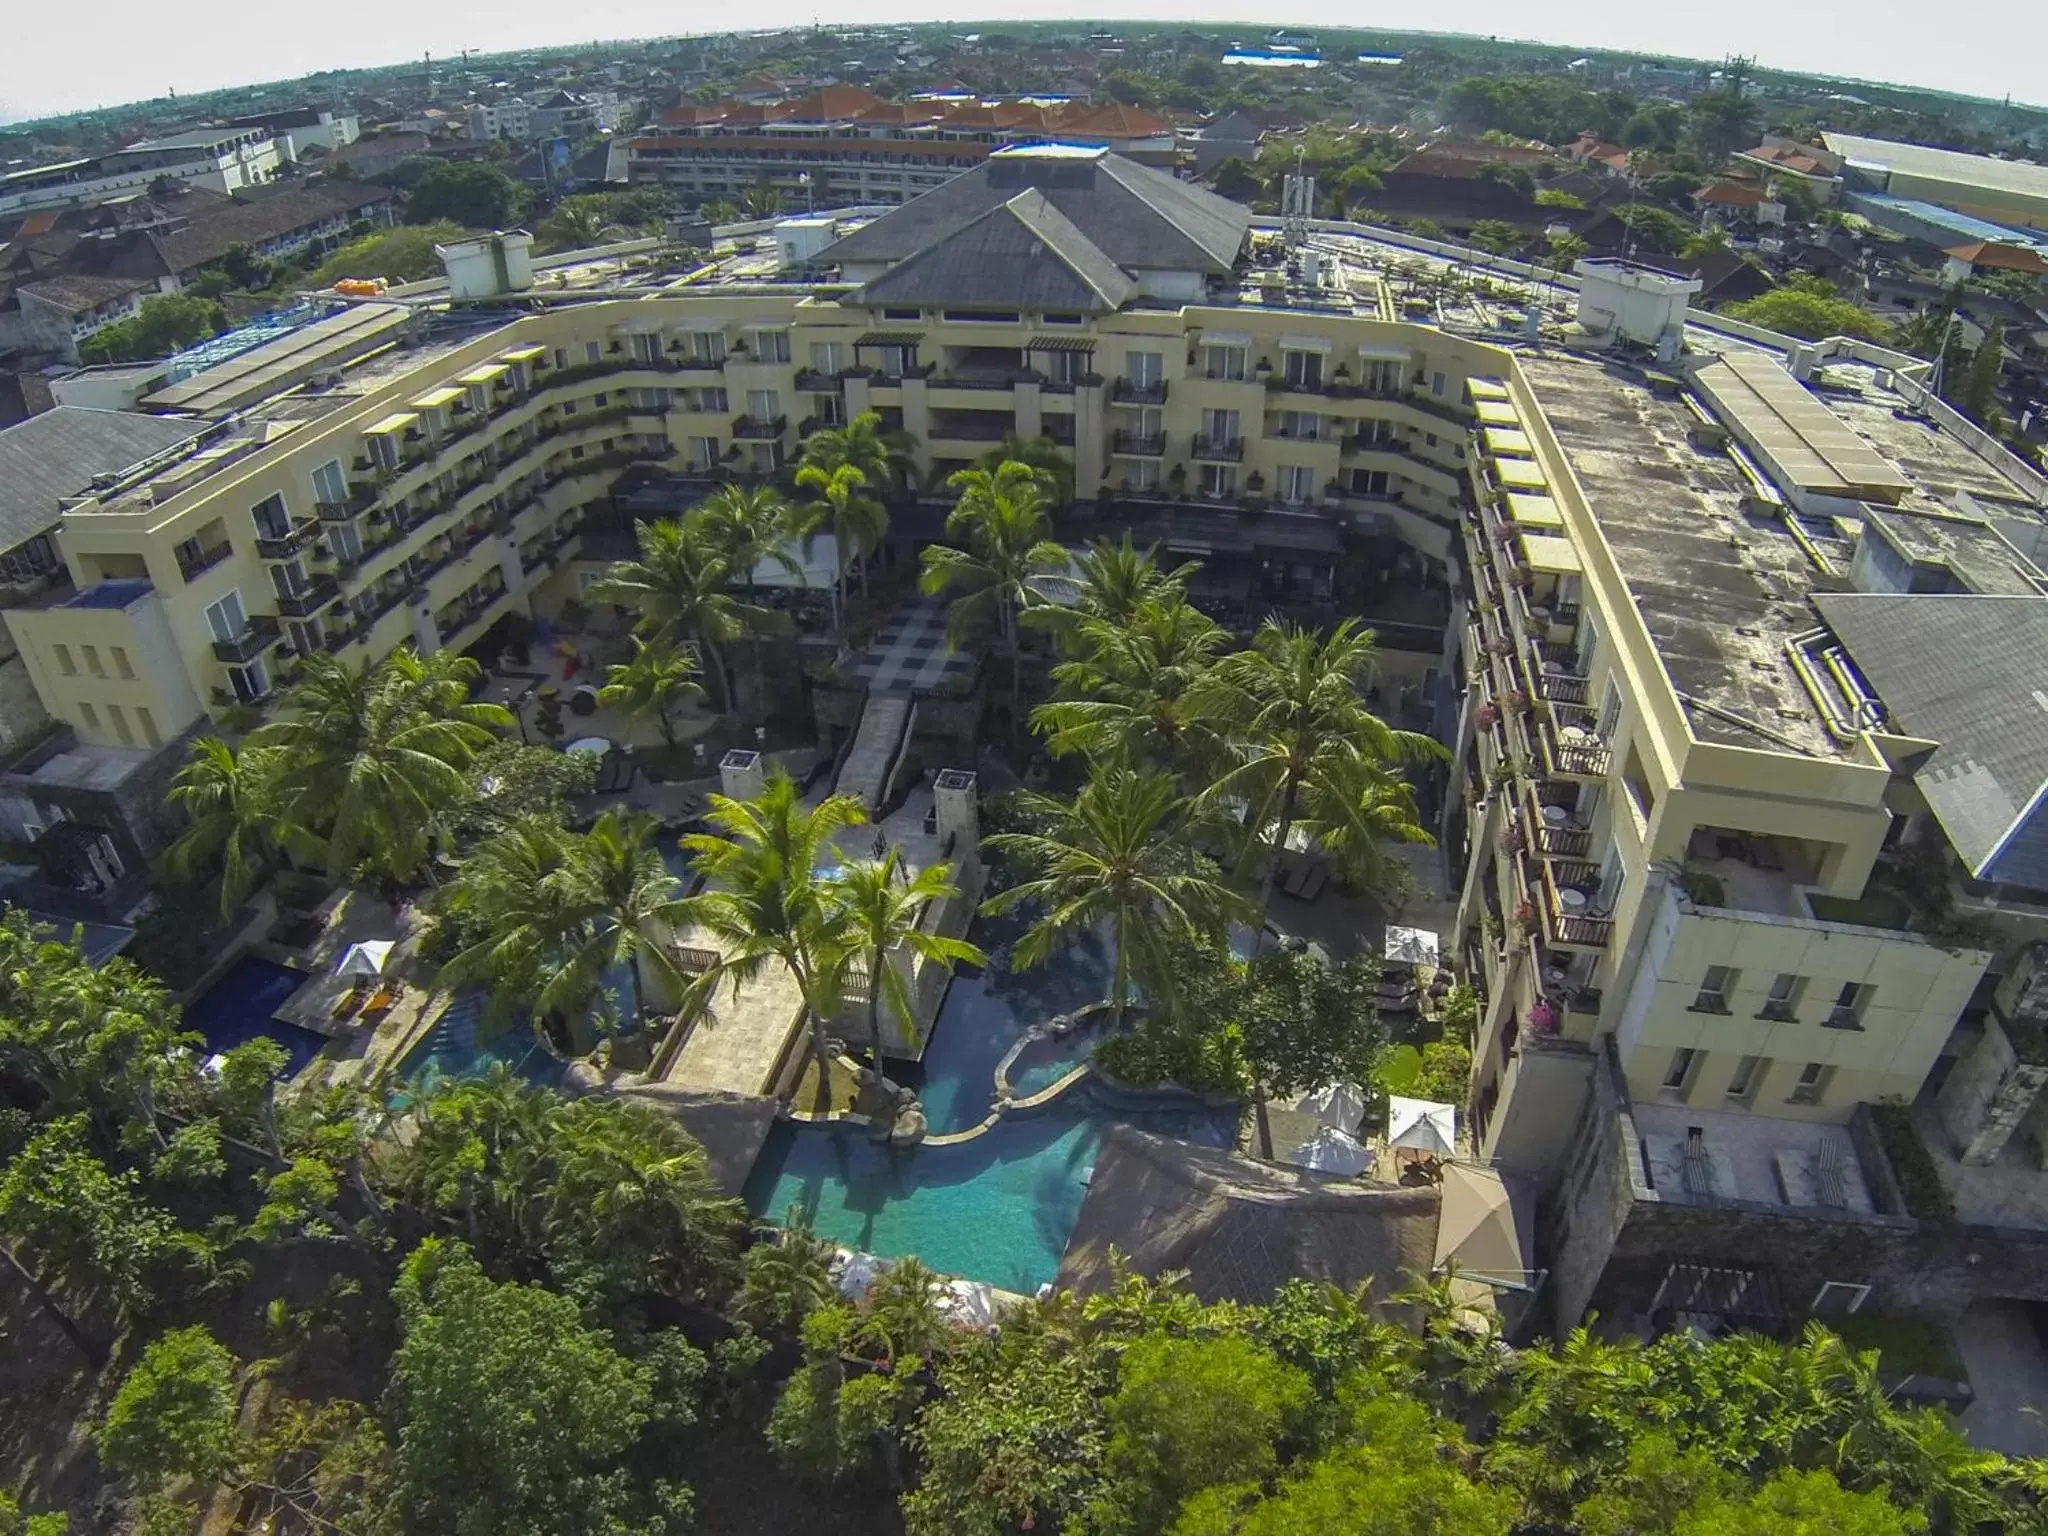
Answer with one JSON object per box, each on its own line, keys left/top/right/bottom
{"left": 3, "top": 0, "right": 2043, "bottom": 126}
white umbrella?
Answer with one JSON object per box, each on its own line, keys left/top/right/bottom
{"left": 335, "top": 939, "right": 394, "bottom": 978}
{"left": 1388, "top": 1095, "right": 1458, "bottom": 1158}
{"left": 566, "top": 735, "right": 611, "bottom": 756}
{"left": 1384, "top": 925, "right": 1441, "bottom": 966}
{"left": 1288, "top": 1125, "right": 1372, "bottom": 1177}
{"left": 1294, "top": 1080, "right": 1366, "bottom": 1135}
{"left": 832, "top": 1250, "right": 885, "bottom": 1300}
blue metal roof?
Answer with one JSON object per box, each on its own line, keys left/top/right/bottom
{"left": 1852, "top": 192, "right": 2048, "bottom": 252}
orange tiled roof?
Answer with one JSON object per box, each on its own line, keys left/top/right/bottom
{"left": 1945, "top": 241, "right": 2048, "bottom": 275}
{"left": 1696, "top": 181, "right": 1768, "bottom": 207}
{"left": 783, "top": 85, "right": 885, "bottom": 121}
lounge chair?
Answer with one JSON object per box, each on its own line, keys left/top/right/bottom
{"left": 361, "top": 986, "right": 397, "bottom": 1018}
{"left": 1294, "top": 865, "right": 1329, "bottom": 902}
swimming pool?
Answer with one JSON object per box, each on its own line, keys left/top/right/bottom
{"left": 742, "top": 913, "right": 1239, "bottom": 1292}
{"left": 392, "top": 991, "right": 568, "bottom": 1102}
{"left": 183, "top": 956, "right": 329, "bottom": 1077}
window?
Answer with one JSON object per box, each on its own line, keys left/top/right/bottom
{"left": 1759, "top": 974, "right": 1805, "bottom": 1022}
{"left": 1360, "top": 357, "right": 1401, "bottom": 393}
{"left": 687, "top": 437, "right": 718, "bottom": 471}
{"left": 1826, "top": 983, "right": 1872, "bottom": 1030}
{"left": 1205, "top": 343, "right": 1247, "bottom": 381}
{"left": 1282, "top": 349, "right": 1323, "bottom": 389}
{"left": 251, "top": 493, "right": 291, "bottom": 540}
{"left": 881, "top": 307, "right": 921, "bottom": 321}
{"left": 631, "top": 332, "right": 662, "bottom": 365}
{"left": 1356, "top": 417, "right": 1396, "bottom": 447}
{"left": 311, "top": 458, "right": 348, "bottom": 505}
{"left": 111, "top": 646, "right": 133, "bottom": 679}
{"left": 810, "top": 340, "right": 844, "bottom": 375}
{"left": 1199, "top": 462, "right": 1237, "bottom": 499}
{"left": 1662, "top": 1048, "right": 1699, "bottom": 1094}
{"left": 78, "top": 702, "right": 99, "bottom": 730}
{"left": 1726, "top": 1054, "right": 1765, "bottom": 1102}
{"left": 585, "top": 341, "right": 603, "bottom": 363}
{"left": 1126, "top": 459, "right": 1160, "bottom": 491}
{"left": 227, "top": 659, "right": 270, "bottom": 703}
{"left": 1277, "top": 409, "right": 1320, "bottom": 440}
{"left": 1126, "top": 350, "right": 1162, "bottom": 387}
{"left": 1691, "top": 965, "right": 1737, "bottom": 1014}
{"left": 271, "top": 561, "right": 309, "bottom": 600}
{"left": 204, "top": 590, "right": 248, "bottom": 643}
{"left": 107, "top": 704, "right": 133, "bottom": 745}
{"left": 136, "top": 706, "right": 159, "bottom": 746}
{"left": 1351, "top": 469, "right": 1391, "bottom": 497}
{"left": 82, "top": 644, "right": 104, "bottom": 678}
{"left": 1789, "top": 1061, "right": 1833, "bottom": 1106}
{"left": 1431, "top": 371, "right": 1447, "bottom": 396}
{"left": 288, "top": 619, "right": 322, "bottom": 656}
{"left": 1043, "top": 349, "right": 1082, "bottom": 386}
{"left": 1277, "top": 465, "right": 1317, "bottom": 505}
{"left": 368, "top": 432, "right": 401, "bottom": 473}
{"left": 1201, "top": 408, "right": 1239, "bottom": 447}
{"left": 554, "top": 348, "right": 570, "bottom": 370}
{"left": 746, "top": 389, "right": 781, "bottom": 423}
{"left": 1042, "top": 311, "right": 1083, "bottom": 325}
{"left": 1810, "top": 1282, "right": 1871, "bottom": 1316}
{"left": 753, "top": 329, "right": 791, "bottom": 362}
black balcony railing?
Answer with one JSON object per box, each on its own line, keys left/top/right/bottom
{"left": 253, "top": 518, "right": 322, "bottom": 560}
{"left": 793, "top": 368, "right": 839, "bottom": 393}
{"left": 732, "top": 414, "right": 788, "bottom": 439}
{"left": 275, "top": 575, "right": 339, "bottom": 618}
{"left": 1112, "top": 378, "right": 1168, "bottom": 405}
{"left": 177, "top": 542, "right": 234, "bottom": 582}
{"left": 1111, "top": 430, "right": 1167, "bottom": 457}
{"left": 210, "top": 614, "right": 281, "bottom": 664}
{"left": 1192, "top": 434, "right": 1245, "bottom": 462}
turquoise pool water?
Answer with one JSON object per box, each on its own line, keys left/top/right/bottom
{"left": 742, "top": 914, "right": 1239, "bottom": 1292}
{"left": 392, "top": 991, "right": 567, "bottom": 1103}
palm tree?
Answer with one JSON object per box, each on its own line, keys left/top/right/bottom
{"left": 822, "top": 852, "right": 986, "bottom": 1067}
{"left": 801, "top": 409, "right": 916, "bottom": 499}
{"left": 1196, "top": 620, "right": 1448, "bottom": 914}
{"left": 253, "top": 646, "right": 511, "bottom": 885}
{"left": 1069, "top": 534, "right": 1197, "bottom": 624}
{"left": 735, "top": 1210, "right": 839, "bottom": 1337}
{"left": 977, "top": 432, "right": 1073, "bottom": 505}
{"left": 588, "top": 516, "right": 759, "bottom": 714}
{"left": 792, "top": 460, "right": 887, "bottom": 635}
{"left": 1292, "top": 750, "right": 1436, "bottom": 903}
{"left": 983, "top": 766, "right": 1254, "bottom": 1025}
{"left": 921, "top": 460, "right": 1068, "bottom": 709}
{"left": 439, "top": 809, "right": 686, "bottom": 1039}
{"left": 597, "top": 636, "right": 702, "bottom": 750}
{"left": 687, "top": 484, "right": 800, "bottom": 720}
{"left": 676, "top": 770, "right": 869, "bottom": 1101}
{"left": 160, "top": 737, "right": 288, "bottom": 917}
{"left": 1033, "top": 594, "right": 1228, "bottom": 783}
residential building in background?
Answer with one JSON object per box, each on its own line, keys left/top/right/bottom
{"left": 467, "top": 90, "right": 630, "bottom": 143}
{"left": 0, "top": 127, "right": 282, "bottom": 216}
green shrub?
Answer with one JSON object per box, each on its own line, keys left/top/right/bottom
{"left": 1869, "top": 1104, "right": 1953, "bottom": 1221}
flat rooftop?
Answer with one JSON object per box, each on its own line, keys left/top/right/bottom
{"left": 1522, "top": 347, "right": 2047, "bottom": 757}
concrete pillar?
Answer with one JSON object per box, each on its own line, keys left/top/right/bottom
{"left": 719, "top": 747, "right": 765, "bottom": 801}
{"left": 1939, "top": 1015, "right": 2048, "bottom": 1166}
{"left": 899, "top": 377, "right": 931, "bottom": 468}
{"left": 1073, "top": 377, "right": 1107, "bottom": 498}
{"left": 844, "top": 374, "right": 873, "bottom": 422}
{"left": 497, "top": 535, "right": 524, "bottom": 594}
{"left": 932, "top": 768, "right": 978, "bottom": 861}
{"left": 1014, "top": 380, "right": 1044, "bottom": 442}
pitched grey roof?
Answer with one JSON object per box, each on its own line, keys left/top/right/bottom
{"left": 859, "top": 190, "right": 1138, "bottom": 311}
{"left": 819, "top": 147, "right": 1250, "bottom": 279}
{"left": 1815, "top": 592, "right": 2048, "bottom": 885}
{"left": 0, "top": 407, "right": 204, "bottom": 555}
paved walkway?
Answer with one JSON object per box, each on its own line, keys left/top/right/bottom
{"left": 1956, "top": 1301, "right": 2048, "bottom": 1458}
{"left": 852, "top": 596, "right": 975, "bottom": 694}
{"left": 663, "top": 923, "right": 809, "bottom": 1097}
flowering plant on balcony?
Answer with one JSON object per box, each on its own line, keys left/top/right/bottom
{"left": 1474, "top": 701, "right": 1500, "bottom": 730}
{"left": 1526, "top": 999, "right": 1558, "bottom": 1034}
{"left": 1501, "top": 690, "right": 1530, "bottom": 715}
{"left": 1513, "top": 898, "right": 1536, "bottom": 925}
{"left": 1500, "top": 818, "right": 1526, "bottom": 856}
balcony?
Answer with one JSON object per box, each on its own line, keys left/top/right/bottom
{"left": 1535, "top": 859, "right": 1614, "bottom": 953}
{"left": 1536, "top": 704, "right": 1613, "bottom": 781}
{"left": 1112, "top": 377, "right": 1168, "bottom": 405}
{"left": 275, "top": 575, "right": 340, "bottom": 618}
{"left": 210, "top": 614, "right": 281, "bottom": 664}
{"left": 732, "top": 414, "right": 788, "bottom": 439}
{"left": 794, "top": 368, "right": 840, "bottom": 393}
{"left": 1521, "top": 780, "right": 1594, "bottom": 861}
{"left": 177, "top": 542, "right": 234, "bottom": 582}
{"left": 1268, "top": 424, "right": 1331, "bottom": 445}
{"left": 1111, "top": 430, "right": 1166, "bottom": 457}
{"left": 1532, "top": 654, "right": 1591, "bottom": 707}
{"left": 315, "top": 490, "right": 375, "bottom": 522}
{"left": 1341, "top": 433, "right": 1410, "bottom": 458}
{"left": 254, "top": 518, "right": 322, "bottom": 560}
{"left": 323, "top": 623, "right": 358, "bottom": 653}
{"left": 1192, "top": 434, "right": 1244, "bottom": 462}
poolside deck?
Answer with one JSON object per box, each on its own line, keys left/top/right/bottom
{"left": 661, "top": 934, "right": 809, "bottom": 1098}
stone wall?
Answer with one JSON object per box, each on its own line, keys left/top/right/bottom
{"left": 1546, "top": 1042, "right": 2048, "bottom": 1333}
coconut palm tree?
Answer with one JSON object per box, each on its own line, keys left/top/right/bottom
{"left": 1069, "top": 534, "right": 1198, "bottom": 624}
{"left": 822, "top": 851, "right": 986, "bottom": 1067}
{"left": 1196, "top": 620, "right": 1448, "bottom": 914}
{"left": 1033, "top": 594, "right": 1229, "bottom": 783}
{"left": 921, "top": 460, "right": 1068, "bottom": 709}
{"left": 982, "top": 766, "right": 1254, "bottom": 1025}
{"left": 253, "top": 646, "right": 511, "bottom": 885}
{"left": 675, "top": 769, "right": 869, "bottom": 1101}
{"left": 597, "top": 636, "right": 702, "bottom": 750}
{"left": 689, "top": 482, "right": 799, "bottom": 598}
{"left": 587, "top": 516, "right": 759, "bottom": 714}
{"left": 438, "top": 808, "right": 686, "bottom": 1039}
{"left": 801, "top": 409, "right": 916, "bottom": 499}
{"left": 792, "top": 460, "right": 887, "bottom": 635}
{"left": 977, "top": 432, "right": 1074, "bottom": 505}
{"left": 1292, "top": 749, "right": 1436, "bottom": 904}
{"left": 160, "top": 737, "right": 289, "bottom": 917}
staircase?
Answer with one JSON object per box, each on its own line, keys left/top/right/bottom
{"left": 833, "top": 691, "right": 913, "bottom": 810}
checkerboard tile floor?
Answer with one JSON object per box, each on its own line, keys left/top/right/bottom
{"left": 852, "top": 597, "right": 977, "bottom": 694}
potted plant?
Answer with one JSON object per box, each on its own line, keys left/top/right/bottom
{"left": 1474, "top": 701, "right": 1500, "bottom": 730}
{"left": 1502, "top": 689, "right": 1529, "bottom": 715}
{"left": 1526, "top": 998, "right": 1558, "bottom": 1034}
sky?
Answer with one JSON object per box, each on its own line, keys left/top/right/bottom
{"left": 2, "top": 0, "right": 2043, "bottom": 126}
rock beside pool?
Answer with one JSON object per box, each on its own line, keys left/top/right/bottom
{"left": 888, "top": 1103, "right": 928, "bottom": 1146}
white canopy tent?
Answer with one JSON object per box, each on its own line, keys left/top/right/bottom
{"left": 1388, "top": 1095, "right": 1458, "bottom": 1159}
{"left": 1383, "top": 925, "right": 1441, "bottom": 966}
{"left": 1287, "top": 1125, "right": 1372, "bottom": 1177}
{"left": 335, "top": 940, "right": 395, "bottom": 979}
